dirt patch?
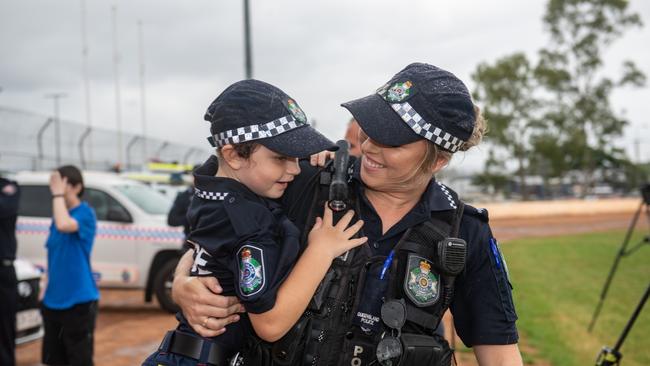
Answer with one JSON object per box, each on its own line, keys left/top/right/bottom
{"left": 16, "top": 201, "right": 646, "bottom": 366}
{"left": 481, "top": 197, "right": 640, "bottom": 220}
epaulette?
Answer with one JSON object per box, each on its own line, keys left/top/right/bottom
{"left": 222, "top": 193, "right": 272, "bottom": 237}
{"left": 464, "top": 204, "right": 489, "bottom": 223}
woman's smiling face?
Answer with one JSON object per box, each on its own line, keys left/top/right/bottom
{"left": 357, "top": 128, "right": 430, "bottom": 191}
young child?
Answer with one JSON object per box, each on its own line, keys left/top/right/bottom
{"left": 143, "top": 79, "right": 366, "bottom": 366}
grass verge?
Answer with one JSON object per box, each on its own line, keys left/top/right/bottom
{"left": 501, "top": 230, "right": 649, "bottom": 366}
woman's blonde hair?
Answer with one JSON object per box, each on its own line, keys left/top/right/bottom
{"left": 416, "top": 104, "right": 487, "bottom": 176}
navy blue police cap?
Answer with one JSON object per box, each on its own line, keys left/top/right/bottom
{"left": 341, "top": 63, "right": 476, "bottom": 153}
{"left": 204, "top": 79, "right": 336, "bottom": 158}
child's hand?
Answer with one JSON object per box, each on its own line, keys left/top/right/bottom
{"left": 307, "top": 203, "right": 367, "bottom": 260}
{"left": 309, "top": 150, "right": 336, "bottom": 167}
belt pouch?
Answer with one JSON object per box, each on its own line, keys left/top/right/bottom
{"left": 398, "top": 333, "right": 452, "bottom": 366}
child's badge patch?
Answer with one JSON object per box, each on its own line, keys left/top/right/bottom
{"left": 404, "top": 254, "right": 439, "bottom": 307}
{"left": 238, "top": 245, "right": 265, "bottom": 296}
{"left": 386, "top": 81, "right": 413, "bottom": 102}
{"left": 286, "top": 98, "right": 307, "bottom": 124}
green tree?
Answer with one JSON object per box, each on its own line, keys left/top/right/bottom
{"left": 472, "top": 53, "right": 543, "bottom": 200}
{"left": 471, "top": 149, "right": 511, "bottom": 198}
{"left": 535, "top": 0, "right": 646, "bottom": 196}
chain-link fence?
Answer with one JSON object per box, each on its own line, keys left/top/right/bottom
{"left": 0, "top": 106, "right": 211, "bottom": 172}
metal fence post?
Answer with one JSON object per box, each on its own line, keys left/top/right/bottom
{"left": 36, "top": 118, "right": 54, "bottom": 170}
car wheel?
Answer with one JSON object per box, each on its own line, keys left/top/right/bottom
{"left": 154, "top": 258, "right": 180, "bottom": 313}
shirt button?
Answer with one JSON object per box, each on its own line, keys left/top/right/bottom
{"left": 373, "top": 242, "right": 380, "bottom": 249}
{"left": 228, "top": 197, "right": 235, "bottom": 203}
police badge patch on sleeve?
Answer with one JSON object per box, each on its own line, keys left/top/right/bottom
{"left": 238, "top": 245, "right": 265, "bottom": 296}
{"left": 404, "top": 254, "right": 440, "bottom": 307}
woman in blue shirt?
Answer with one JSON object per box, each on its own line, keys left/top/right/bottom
{"left": 42, "top": 165, "right": 98, "bottom": 366}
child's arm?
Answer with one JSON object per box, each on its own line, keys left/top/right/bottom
{"left": 249, "top": 204, "right": 365, "bottom": 342}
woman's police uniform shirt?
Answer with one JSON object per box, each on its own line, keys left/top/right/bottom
{"left": 282, "top": 158, "right": 518, "bottom": 347}
{"left": 178, "top": 155, "right": 301, "bottom": 353}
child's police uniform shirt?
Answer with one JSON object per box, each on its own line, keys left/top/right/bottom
{"left": 282, "top": 158, "right": 518, "bottom": 348}
{"left": 179, "top": 155, "right": 301, "bottom": 353}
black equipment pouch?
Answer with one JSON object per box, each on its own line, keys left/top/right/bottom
{"left": 308, "top": 267, "right": 338, "bottom": 312}
{"left": 271, "top": 316, "right": 311, "bottom": 365}
{"left": 240, "top": 337, "right": 273, "bottom": 366}
{"left": 341, "top": 327, "right": 380, "bottom": 366}
{"left": 398, "top": 333, "right": 452, "bottom": 366}
{"left": 351, "top": 256, "right": 393, "bottom": 334}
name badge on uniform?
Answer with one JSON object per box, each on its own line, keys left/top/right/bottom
{"left": 404, "top": 254, "right": 440, "bottom": 307}
{"left": 238, "top": 245, "right": 265, "bottom": 296}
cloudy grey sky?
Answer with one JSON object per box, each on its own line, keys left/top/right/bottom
{"left": 1, "top": 0, "right": 649, "bottom": 172}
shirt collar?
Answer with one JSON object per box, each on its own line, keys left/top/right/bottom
{"left": 193, "top": 155, "right": 265, "bottom": 205}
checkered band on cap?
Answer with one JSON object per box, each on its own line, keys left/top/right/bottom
{"left": 213, "top": 115, "right": 304, "bottom": 147}
{"left": 194, "top": 189, "right": 229, "bottom": 201}
{"left": 390, "top": 102, "right": 464, "bottom": 153}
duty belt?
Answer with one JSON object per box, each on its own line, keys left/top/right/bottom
{"left": 159, "top": 330, "right": 229, "bottom": 366}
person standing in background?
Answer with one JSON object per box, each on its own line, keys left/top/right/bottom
{"left": 167, "top": 167, "right": 200, "bottom": 242}
{"left": 0, "top": 174, "right": 20, "bottom": 366}
{"left": 41, "top": 166, "right": 99, "bottom": 366}
{"left": 344, "top": 118, "right": 362, "bottom": 157}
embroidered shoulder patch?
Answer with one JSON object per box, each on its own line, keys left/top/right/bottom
{"left": 404, "top": 254, "right": 440, "bottom": 307}
{"left": 286, "top": 98, "right": 307, "bottom": 123}
{"left": 238, "top": 245, "right": 265, "bottom": 296}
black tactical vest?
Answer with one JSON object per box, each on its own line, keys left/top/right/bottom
{"left": 241, "top": 168, "right": 465, "bottom": 366}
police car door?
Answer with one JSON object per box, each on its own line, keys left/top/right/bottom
{"left": 83, "top": 188, "right": 139, "bottom": 287}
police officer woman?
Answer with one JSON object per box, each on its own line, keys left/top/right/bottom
{"left": 172, "top": 63, "right": 523, "bottom": 365}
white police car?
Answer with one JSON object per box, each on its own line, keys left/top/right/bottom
{"left": 14, "top": 171, "right": 185, "bottom": 312}
{"left": 14, "top": 258, "right": 43, "bottom": 344}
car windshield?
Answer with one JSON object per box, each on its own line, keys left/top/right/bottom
{"left": 113, "top": 184, "right": 172, "bottom": 215}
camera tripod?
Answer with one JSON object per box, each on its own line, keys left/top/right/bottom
{"left": 590, "top": 184, "right": 650, "bottom": 365}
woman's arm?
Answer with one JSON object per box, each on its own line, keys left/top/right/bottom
{"left": 248, "top": 206, "right": 366, "bottom": 342}
{"left": 172, "top": 250, "right": 244, "bottom": 337}
{"left": 473, "top": 344, "right": 523, "bottom": 366}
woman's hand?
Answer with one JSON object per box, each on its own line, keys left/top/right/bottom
{"left": 172, "top": 252, "right": 244, "bottom": 337}
{"left": 307, "top": 203, "right": 366, "bottom": 260}
{"left": 309, "top": 150, "right": 336, "bottom": 167}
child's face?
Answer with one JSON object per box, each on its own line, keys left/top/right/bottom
{"left": 237, "top": 145, "right": 301, "bottom": 199}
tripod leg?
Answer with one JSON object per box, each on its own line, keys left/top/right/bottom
{"left": 612, "top": 283, "right": 650, "bottom": 352}
{"left": 588, "top": 201, "right": 644, "bottom": 332}
{"left": 595, "top": 283, "right": 650, "bottom": 366}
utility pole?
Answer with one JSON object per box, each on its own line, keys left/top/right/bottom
{"left": 44, "top": 93, "right": 67, "bottom": 166}
{"left": 243, "top": 0, "right": 253, "bottom": 79}
{"left": 80, "top": 0, "right": 93, "bottom": 163}
{"left": 111, "top": 5, "right": 123, "bottom": 166}
{"left": 138, "top": 19, "right": 148, "bottom": 164}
